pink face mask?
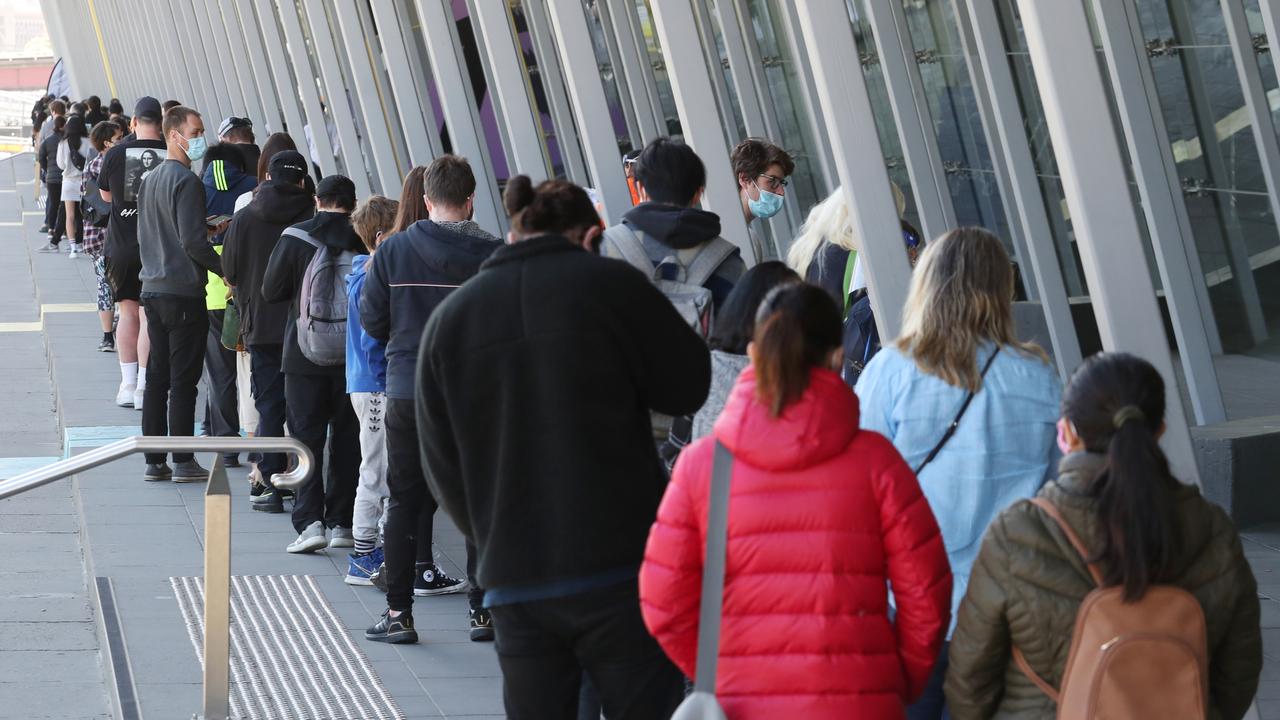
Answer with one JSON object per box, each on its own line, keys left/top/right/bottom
{"left": 1056, "top": 419, "right": 1074, "bottom": 455}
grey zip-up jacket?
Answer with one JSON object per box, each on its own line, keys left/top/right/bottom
{"left": 136, "top": 158, "right": 222, "bottom": 297}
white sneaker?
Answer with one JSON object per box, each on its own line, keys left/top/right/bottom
{"left": 68, "top": 243, "right": 81, "bottom": 258}
{"left": 287, "top": 521, "right": 328, "bottom": 554}
{"left": 115, "top": 383, "right": 136, "bottom": 408}
{"left": 133, "top": 386, "right": 144, "bottom": 411}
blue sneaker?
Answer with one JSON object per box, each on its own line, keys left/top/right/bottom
{"left": 344, "top": 547, "right": 385, "bottom": 586}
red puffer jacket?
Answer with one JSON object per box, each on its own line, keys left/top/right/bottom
{"left": 640, "top": 366, "right": 952, "bottom": 719}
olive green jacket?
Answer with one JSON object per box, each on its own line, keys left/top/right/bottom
{"left": 945, "top": 452, "right": 1261, "bottom": 720}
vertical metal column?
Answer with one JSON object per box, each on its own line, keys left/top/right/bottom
{"left": 712, "top": 0, "right": 768, "bottom": 139}
{"left": 200, "top": 457, "right": 232, "bottom": 720}
{"left": 523, "top": 0, "right": 589, "bottom": 183}
{"left": 369, "top": 0, "right": 438, "bottom": 167}
{"left": 229, "top": 0, "right": 285, "bottom": 134}
{"left": 1218, "top": 0, "right": 1277, "bottom": 342}
{"left": 541, "top": 0, "right": 631, "bottom": 224}
{"left": 209, "top": 0, "right": 266, "bottom": 124}
{"left": 593, "top": 0, "right": 643, "bottom": 149}
{"left": 196, "top": 0, "right": 246, "bottom": 116}
{"left": 276, "top": 0, "right": 339, "bottom": 178}
{"left": 472, "top": 0, "right": 552, "bottom": 181}
{"left": 256, "top": 1, "right": 309, "bottom": 142}
{"left": 647, "top": 0, "right": 754, "bottom": 263}
{"left": 411, "top": 0, "right": 504, "bottom": 233}
{"left": 300, "top": 0, "right": 371, "bottom": 194}
{"left": 169, "top": 0, "right": 218, "bottom": 115}
{"left": 863, "top": 0, "right": 957, "bottom": 240}
{"left": 1015, "top": 0, "right": 1200, "bottom": 483}
{"left": 952, "top": 0, "right": 1082, "bottom": 377}
{"left": 607, "top": 0, "right": 664, "bottom": 142}
{"left": 332, "top": 0, "right": 406, "bottom": 192}
{"left": 793, "top": 2, "right": 912, "bottom": 339}
{"left": 1091, "top": 0, "right": 1225, "bottom": 425}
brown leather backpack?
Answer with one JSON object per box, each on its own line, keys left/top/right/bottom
{"left": 1013, "top": 497, "right": 1209, "bottom": 719}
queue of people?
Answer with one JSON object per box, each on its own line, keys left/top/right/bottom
{"left": 32, "top": 85, "right": 1264, "bottom": 719}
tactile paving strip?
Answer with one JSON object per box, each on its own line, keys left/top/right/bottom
{"left": 171, "top": 574, "right": 405, "bottom": 720}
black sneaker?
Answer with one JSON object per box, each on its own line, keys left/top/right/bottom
{"left": 366, "top": 609, "right": 418, "bottom": 644}
{"left": 172, "top": 460, "right": 209, "bottom": 483}
{"left": 370, "top": 562, "right": 388, "bottom": 593}
{"left": 222, "top": 454, "right": 241, "bottom": 468}
{"left": 144, "top": 463, "right": 172, "bottom": 482}
{"left": 251, "top": 490, "right": 284, "bottom": 513}
{"left": 97, "top": 336, "right": 115, "bottom": 353}
{"left": 469, "top": 607, "right": 495, "bottom": 642}
{"left": 413, "top": 563, "right": 469, "bottom": 597}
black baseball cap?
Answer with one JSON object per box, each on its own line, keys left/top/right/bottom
{"left": 316, "top": 175, "right": 356, "bottom": 205}
{"left": 134, "top": 96, "right": 162, "bottom": 122}
{"left": 268, "top": 151, "right": 308, "bottom": 185}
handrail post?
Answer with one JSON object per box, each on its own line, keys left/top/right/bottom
{"left": 200, "top": 455, "right": 232, "bottom": 720}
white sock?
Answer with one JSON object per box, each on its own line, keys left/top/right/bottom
{"left": 137, "top": 366, "right": 147, "bottom": 390}
{"left": 120, "top": 361, "right": 138, "bottom": 387}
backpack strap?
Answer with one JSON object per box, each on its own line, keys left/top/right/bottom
{"left": 683, "top": 237, "right": 738, "bottom": 288}
{"left": 1027, "top": 497, "right": 1105, "bottom": 586}
{"left": 603, "top": 224, "right": 657, "bottom": 278}
{"left": 281, "top": 226, "right": 323, "bottom": 250}
{"left": 1011, "top": 496, "right": 1104, "bottom": 705}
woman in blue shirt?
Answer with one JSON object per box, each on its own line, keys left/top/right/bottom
{"left": 856, "top": 226, "right": 1062, "bottom": 719}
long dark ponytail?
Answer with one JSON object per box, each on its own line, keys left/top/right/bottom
{"left": 751, "top": 283, "right": 842, "bottom": 417}
{"left": 1061, "top": 352, "right": 1178, "bottom": 602}
{"left": 64, "top": 115, "right": 87, "bottom": 152}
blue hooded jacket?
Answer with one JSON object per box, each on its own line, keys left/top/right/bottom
{"left": 346, "top": 254, "right": 387, "bottom": 393}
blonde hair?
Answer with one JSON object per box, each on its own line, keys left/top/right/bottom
{"left": 896, "top": 226, "right": 1046, "bottom": 391}
{"left": 351, "top": 195, "right": 399, "bottom": 252}
{"left": 786, "top": 182, "right": 908, "bottom": 277}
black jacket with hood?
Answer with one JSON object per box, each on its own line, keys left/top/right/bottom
{"left": 610, "top": 202, "right": 746, "bottom": 309}
{"left": 360, "top": 218, "right": 502, "bottom": 400}
{"left": 222, "top": 180, "right": 314, "bottom": 347}
{"left": 262, "top": 210, "right": 367, "bottom": 376}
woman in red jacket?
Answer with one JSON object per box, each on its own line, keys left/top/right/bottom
{"left": 640, "top": 283, "right": 952, "bottom": 719}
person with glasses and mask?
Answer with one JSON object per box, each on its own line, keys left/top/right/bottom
{"left": 731, "top": 138, "right": 795, "bottom": 263}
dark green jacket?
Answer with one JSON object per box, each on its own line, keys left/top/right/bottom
{"left": 946, "top": 452, "right": 1261, "bottom": 720}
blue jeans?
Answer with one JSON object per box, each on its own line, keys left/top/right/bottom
{"left": 907, "top": 641, "right": 950, "bottom": 720}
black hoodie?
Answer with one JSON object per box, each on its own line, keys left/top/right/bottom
{"left": 263, "top": 211, "right": 368, "bottom": 376}
{"left": 222, "top": 180, "right": 314, "bottom": 347}
{"left": 361, "top": 218, "right": 502, "bottom": 399}
{"left": 614, "top": 202, "right": 746, "bottom": 309}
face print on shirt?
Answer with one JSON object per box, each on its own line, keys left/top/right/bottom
{"left": 123, "top": 147, "right": 162, "bottom": 202}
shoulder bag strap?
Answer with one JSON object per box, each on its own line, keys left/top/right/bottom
{"left": 1012, "top": 495, "right": 1104, "bottom": 704}
{"left": 692, "top": 440, "right": 734, "bottom": 694}
{"left": 913, "top": 348, "right": 1000, "bottom": 475}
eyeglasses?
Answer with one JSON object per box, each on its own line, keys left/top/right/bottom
{"left": 757, "top": 173, "right": 789, "bottom": 191}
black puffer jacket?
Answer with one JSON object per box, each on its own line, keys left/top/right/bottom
{"left": 946, "top": 452, "right": 1262, "bottom": 720}
{"left": 221, "top": 180, "right": 314, "bottom": 347}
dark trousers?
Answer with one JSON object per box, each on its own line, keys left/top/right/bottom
{"left": 490, "top": 580, "right": 685, "bottom": 720}
{"left": 249, "top": 344, "right": 286, "bottom": 482}
{"left": 45, "top": 181, "right": 61, "bottom": 241}
{"left": 203, "top": 310, "right": 238, "bottom": 439}
{"left": 384, "top": 397, "right": 483, "bottom": 612}
{"left": 906, "top": 641, "right": 951, "bottom": 720}
{"left": 142, "top": 294, "right": 207, "bottom": 465}
{"left": 284, "top": 371, "right": 359, "bottom": 533}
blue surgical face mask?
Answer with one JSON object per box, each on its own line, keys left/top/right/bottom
{"left": 748, "top": 181, "right": 784, "bottom": 219}
{"left": 178, "top": 133, "right": 207, "bottom": 162}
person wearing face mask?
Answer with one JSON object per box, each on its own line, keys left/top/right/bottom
{"left": 731, "top": 138, "right": 795, "bottom": 263}
{"left": 134, "top": 105, "right": 225, "bottom": 483}
{"left": 416, "top": 175, "right": 709, "bottom": 719}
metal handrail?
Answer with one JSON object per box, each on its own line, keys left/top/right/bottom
{"left": 0, "top": 436, "right": 313, "bottom": 720}
{"left": 0, "top": 436, "right": 314, "bottom": 500}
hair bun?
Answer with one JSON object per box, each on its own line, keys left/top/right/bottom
{"left": 503, "top": 175, "right": 536, "bottom": 217}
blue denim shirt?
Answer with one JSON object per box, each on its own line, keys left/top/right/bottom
{"left": 856, "top": 343, "right": 1062, "bottom": 636}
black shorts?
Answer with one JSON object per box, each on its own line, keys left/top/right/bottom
{"left": 105, "top": 247, "right": 142, "bottom": 302}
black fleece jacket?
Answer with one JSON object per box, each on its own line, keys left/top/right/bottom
{"left": 262, "top": 210, "right": 366, "bottom": 375}
{"left": 221, "top": 181, "right": 314, "bottom": 347}
{"left": 416, "top": 235, "right": 711, "bottom": 593}
{"left": 360, "top": 218, "right": 501, "bottom": 399}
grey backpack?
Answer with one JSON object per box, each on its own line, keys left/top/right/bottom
{"left": 284, "top": 226, "right": 353, "bottom": 367}
{"left": 602, "top": 224, "right": 738, "bottom": 339}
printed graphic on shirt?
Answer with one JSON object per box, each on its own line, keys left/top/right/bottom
{"left": 123, "top": 147, "right": 163, "bottom": 202}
